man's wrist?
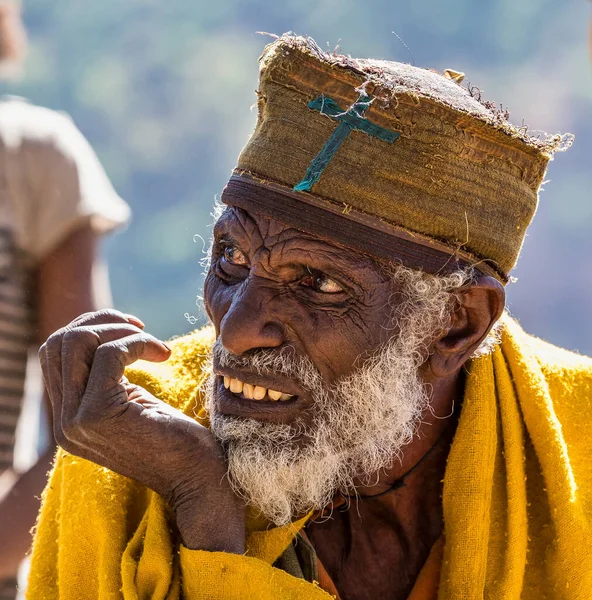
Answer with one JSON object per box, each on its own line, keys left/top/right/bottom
{"left": 175, "top": 500, "right": 246, "bottom": 553}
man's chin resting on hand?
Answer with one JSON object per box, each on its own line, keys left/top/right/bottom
{"left": 27, "top": 34, "right": 591, "bottom": 600}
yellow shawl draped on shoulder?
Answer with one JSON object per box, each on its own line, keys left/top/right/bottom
{"left": 27, "top": 317, "right": 592, "bottom": 599}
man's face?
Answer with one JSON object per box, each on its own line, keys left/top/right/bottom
{"left": 204, "top": 207, "right": 398, "bottom": 427}
{"left": 202, "top": 206, "right": 457, "bottom": 524}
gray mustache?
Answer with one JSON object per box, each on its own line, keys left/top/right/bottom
{"left": 212, "top": 338, "right": 320, "bottom": 384}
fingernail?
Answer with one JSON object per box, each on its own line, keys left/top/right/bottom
{"left": 161, "top": 342, "right": 172, "bottom": 352}
{"left": 125, "top": 314, "right": 145, "bottom": 328}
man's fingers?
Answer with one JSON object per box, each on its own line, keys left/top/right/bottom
{"left": 39, "top": 336, "right": 65, "bottom": 431}
{"left": 91, "top": 332, "right": 171, "bottom": 377}
{"left": 39, "top": 310, "right": 145, "bottom": 404}
{"left": 67, "top": 309, "right": 145, "bottom": 331}
{"left": 61, "top": 324, "right": 147, "bottom": 390}
{"left": 39, "top": 311, "right": 153, "bottom": 458}
{"left": 81, "top": 333, "right": 170, "bottom": 412}
{"left": 60, "top": 324, "right": 150, "bottom": 423}
{"left": 39, "top": 353, "right": 65, "bottom": 445}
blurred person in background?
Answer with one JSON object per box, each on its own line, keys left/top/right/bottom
{"left": 0, "top": 2, "right": 130, "bottom": 598}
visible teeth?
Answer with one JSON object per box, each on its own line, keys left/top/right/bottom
{"left": 229, "top": 378, "right": 243, "bottom": 394}
{"left": 224, "top": 377, "right": 295, "bottom": 402}
{"left": 253, "top": 386, "right": 267, "bottom": 400}
{"left": 242, "top": 383, "right": 254, "bottom": 399}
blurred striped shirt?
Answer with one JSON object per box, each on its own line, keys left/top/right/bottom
{"left": 0, "top": 230, "right": 33, "bottom": 471}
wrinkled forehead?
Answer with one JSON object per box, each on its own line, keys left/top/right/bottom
{"left": 219, "top": 175, "right": 490, "bottom": 280}
{"left": 213, "top": 206, "right": 382, "bottom": 272}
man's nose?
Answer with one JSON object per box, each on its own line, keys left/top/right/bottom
{"left": 218, "top": 278, "right": 286, "bottom": 356}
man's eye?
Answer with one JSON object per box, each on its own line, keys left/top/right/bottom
{"left": 301, "top": 272, "right": 344, "bottom": 294}
{"left": 222, "top": 245, "right": 248, "bottom": 266}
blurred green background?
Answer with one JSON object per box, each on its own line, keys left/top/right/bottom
{"left": 6, "top": 0, "right": 592, "bottom": 352}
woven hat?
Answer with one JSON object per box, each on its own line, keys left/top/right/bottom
{"left": 222, "top": 33, "right": 572, "bottom": 283}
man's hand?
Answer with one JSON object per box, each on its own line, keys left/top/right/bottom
{"left": 39, "top": 310, "right": 245, "bottom": 553}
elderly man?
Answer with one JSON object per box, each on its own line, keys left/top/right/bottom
{"left": 27, "top": 35, "right": 590, "bottom": 599}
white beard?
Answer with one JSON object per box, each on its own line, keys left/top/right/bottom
{"left": 206, "top": 266, "right": 468, "bottom": 526}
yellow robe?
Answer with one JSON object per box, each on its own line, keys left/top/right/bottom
{"left": 27, "top": 317, "right": 592, "bottom": 599}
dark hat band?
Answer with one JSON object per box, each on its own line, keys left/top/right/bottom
{"left": 222, "top": 172, "right": 506, "bottom": 283}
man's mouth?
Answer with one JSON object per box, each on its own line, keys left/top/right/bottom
{"left": 223, "top": 376, "right": 295, "bottom": 402}
{"left": 213, "top": 369, "right": 311, "bottom": 423}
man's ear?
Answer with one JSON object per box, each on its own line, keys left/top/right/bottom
{"left": 427, "top": 275, "right": 505, "bottom": 377}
